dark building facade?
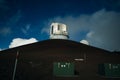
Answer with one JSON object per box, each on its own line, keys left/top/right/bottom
{"left": 0, "top": 39, "right": 120, "bottom": 80}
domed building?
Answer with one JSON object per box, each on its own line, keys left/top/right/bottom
{"left": 0, "top": 23, "right": 120, "bottom": 80}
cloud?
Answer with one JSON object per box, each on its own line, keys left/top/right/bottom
{"left": 80, "top": 40, "right": 89, "bottom": 45}
{"left": 21, "top": 24, "right": 31, "bottom": 34}
{"left": 9, "top": 38, "right": 38, "bottom": 48}
{"left": 0, "top": 48, "right": 2, "bottom": 51}
{"left": 42, "top": 9, "right": 120, "bottom": 51}
{"left": 86, "top": 9, "right": 120, "bottom": 51}
{"left": 0, "top": 27, "right": 11, "bottom": 36}
{"left": 0, "top": 10, "right": 22, "bottom": 37}
{"left": 6, "top": 10, "right": 22, "bottom": 26}
{"left": 0, "top": 48, "right": 5, "bottom": 51}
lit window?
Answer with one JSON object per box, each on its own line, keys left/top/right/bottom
{"left": 53, "top": 62, "right": 74, "bottom": 76}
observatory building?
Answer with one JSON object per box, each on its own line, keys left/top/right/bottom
{"left": 50, "top": 23, "right": 69, "bottom": 39}
{"left": 0, "top": 23, "right": 120, "bottom": 80}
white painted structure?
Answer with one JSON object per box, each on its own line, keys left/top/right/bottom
{"left": 50, "top": 23, "right": 69, "bottom": 39}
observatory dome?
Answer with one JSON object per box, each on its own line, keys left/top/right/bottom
{"left": 50, "top": 23, "right": 69, "bottom": 39}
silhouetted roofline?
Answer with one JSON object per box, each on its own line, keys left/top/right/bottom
{"left": 0, "top": 39, "right": 111, "bottom": 53}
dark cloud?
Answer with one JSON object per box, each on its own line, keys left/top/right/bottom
{"left": 87, "top": 9, "right": 120, "bottom": 51}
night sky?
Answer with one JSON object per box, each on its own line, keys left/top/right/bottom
{"left": 0, "top": 0, "right": 120, "bottom": 51}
